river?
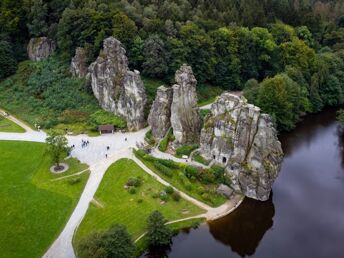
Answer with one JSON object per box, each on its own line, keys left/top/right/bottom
{"left": 142, "top": 107, "right": 344, "bottom": 258}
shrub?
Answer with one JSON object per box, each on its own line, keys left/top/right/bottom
{"left": 145, "top": 130, "right": 156, "bottom": 145}
{"left": 128, "top": 187, "right": 136, "bottom": 194}
{"left": 165, "top": 186, "right": 174, "bottom": 195}
{"left": 151, "top": 192, "right": 159, "bottom": 199}
{"left": 153, "top": 161, "right": 173, "bottom": 177}
{"left": 197, "top": 186, "right": 206, "bottom": 195}
{"left": 184, "top": 165, "right": 198, "bottom": 178}
{"left": 159, "top": 190, "right": 168, "bottom": 201}
{"left": 201, "top": 193, "right": 210, "bottom": 201}
{"left": 185, "top": 183, "right": 193, "bottom": 191}
{"left": 89, "top": 110, "right": 127, "bottom": 130}
{"left": 158, "top": 128, "right": 174, "bottom": 152}
{"left": 192, "top": 152, "right": 210, "bottom": 165}
{"left": 158, "top": 159, "right": 180, "bottom": 169}
{"left": 58, "top": 109, "right": 89, "bottom": 124}
{"left": 158, "top": 136, "right": 169, "bottom": 152}
{"left": 78, "top": 224, "right": 135, "bottom": 258}
{"left": 171, "top": 191, "right": 181, "bottom": 202}
{"left": 126, "top": 177, "right": 142, "bottom": 187}
{"left": 175, "top": 144, "right": 199, "bottom": 158}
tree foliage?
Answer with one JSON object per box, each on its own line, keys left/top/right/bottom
{"left": 45, "top": 130, "right": 70, "bottom": 167}
{"left": 78, "top": 224, "right": 135, "bottom": 258}
{"left": 146, "top": 211, "right": 172, "bottom": 247}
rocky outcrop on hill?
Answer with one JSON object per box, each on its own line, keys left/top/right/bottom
{"left": 70, "top": 47, "right": 88, "bottom": 78}
{"left": 88, "top": 37, "right": 147, "bottom": 131}
{"left": 148, "top": 86, "right": 173, "bottom": 139}
{"left": 200, "top": 93, "right": 283, "bottom": 201}
{"left": 27, "top": 37, "right": 56, "bottom": 61}
{"left": 171, "top": 65, "right": 201, "bottom": 145}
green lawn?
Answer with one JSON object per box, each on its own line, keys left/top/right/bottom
{"left": 0, "top": 140, "right": 89, "bottom": 258}
{"left": 74, "top": 159, "right": 204, "bottom": 248}
{"left": 134, "top": 151, "right": 227, "bottom": 207}
{"left": 0, "top": 116, "right": 25, "bottom": 133}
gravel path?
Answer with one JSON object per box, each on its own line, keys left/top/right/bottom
{"left": 0, "top": 108, "right": 34, "bottom": 132}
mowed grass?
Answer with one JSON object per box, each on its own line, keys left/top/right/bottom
{"left": 0, "top": 141, "right": 89, "bottom": 258}
{"left": 74, "top": 159, "right": 205, "bottom": 245}
{"left": 0, "top": 116, "right": 25, "bottom": 133}
{"left": 134, "top": 152, "right": 226, "bottom": 207}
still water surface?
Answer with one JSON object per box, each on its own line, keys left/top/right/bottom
{"left": 143, "top": 108, "right": 344, "bottom": 258}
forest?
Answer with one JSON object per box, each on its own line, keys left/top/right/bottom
{"left": 1, "top": 0, "right": 344, "bottom": 130}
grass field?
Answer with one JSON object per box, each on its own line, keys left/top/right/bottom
{"left": 134, "top": 151, "right": 226, "bottom": 207}
{"left": 0, "top": 140, "right": 89, "bottom": 258}
{"left": 0, "top": 116, "right": 25, "bottom": 133}
{"left": 74, "top": 159, "right": 205, "bottom": 249}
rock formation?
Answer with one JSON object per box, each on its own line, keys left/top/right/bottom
{"left": 27, "top": 37, "right": 56, "bottom": 61}
{"left": 88, "top": 37, "right": 147, "bottom": 131}
{"left": 200, "top": 93, "right": 283, "bottom": 201}
{"left": 148, "top": 86, "right": 173, "bottom": 139}
{"left": 70, "top": 47, "right": 88, "bottom": 78}
{"left": 170, "top": 65, "right": 201, "bottom": 145}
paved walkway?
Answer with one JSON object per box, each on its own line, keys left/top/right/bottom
{"left": 0, "top": 112, "right": 244, "bottom": 258}
{"left": 0, "top": 108, "right": 34, "bottom": 132}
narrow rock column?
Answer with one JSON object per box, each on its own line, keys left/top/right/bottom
{"left": 148, "top": 86, "right": 173, "bottom": 139}
{"left": 170, "top": 64, "right": 201, "bottom": 145}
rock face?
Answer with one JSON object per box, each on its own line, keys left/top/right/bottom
{"left": 27, "top": 37, "right": 56, "bottom": 61}
{"left": 171, "top": 65, "right": 201, "bottom": 145}
{"left": 71, "top": 47, "right": 88, "bottom": 78}
{"left": 88, "top": 37, "right": 147, "bottom": 131}
{"left": 148, "top": 86, "right": 173, "bottom": 139}
{"left": 200, "top": 93, "right": 283, "bottom": 201}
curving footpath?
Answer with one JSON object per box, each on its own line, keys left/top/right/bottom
{"left": 0, "top": 114, "right": 244, "bottom": 258}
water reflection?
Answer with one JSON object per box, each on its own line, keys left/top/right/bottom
{"left": 208, "top": 197, "right": 274, "bottom": 257}
{"left": 142, "top": 107, "right": 344, "bottom": 258}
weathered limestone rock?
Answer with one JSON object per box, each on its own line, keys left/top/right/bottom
{"left": 200, "top": 93, "right": 283, "bottom": 201}
{"left": 70, "top": 47, "right": 88, "bottom": 78}
{"left": 88, "top": 37, "right": 147, "bottom": 131}
{"left": 148, "top": 86, "right": 173, "bottom": 139}
{"left": 171, "top": 65, "right": 201, "bottom": 145}
{"left": 27, "top": 37, "right": 56, "bottom": 61}
{"left": 216, "top": 184, "right": 234, "bottom": 198}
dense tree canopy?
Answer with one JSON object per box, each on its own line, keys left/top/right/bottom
{"left": 2, "top": 0, "right": 344, "bottom": 130}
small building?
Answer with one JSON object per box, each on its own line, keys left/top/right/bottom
{"left": 98, "top": 124, "right": 114, "bottom": 134}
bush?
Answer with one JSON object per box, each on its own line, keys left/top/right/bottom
{"left": 175, "top": 144, "right": 199, "bottom": 158}
{"left": 185, "top": 183, "right": 193, "bottom": 191}
{"left": 145, "top": 130, "right": 156, "bottom": 145}
{"left": 197, "top": 186, "right": 206, "bottom": 195}
{"left": 158, "top": 128, "right": 174, "bottom": 152}
{"left": 78, "top": 224, "right": 135, "bottom": 258}
{"left": 159, "top": 191, "right": 168, "bottom": 201}
{"left": 126, "top": 177, "right": 142, "bottom": 187}
{"left": 171, "top": 191, "right": 181, "bottom": 202}
{"left": 151, "top": 192, "right": 159, "bottom": 199}
{"left": 165, "top": 186, "right": 174, "bottom": 195}
{"left": 137, "top": 199, "right": 143, "bottom": 204}
{"left": 158, "top": 136, "right": 169, "bottom": 152}
{"left": 89, "top": 110, "right": 127, "bottom": 130}
{"left": 158, "top": 159, "right": 180, "bottom": 169}
{"left": 184, "top": 165, "right": 198, "bottom": 178}
{"left": 128, "top": 187, "right": 136, "bottom": 194}
{"left": 202, "top": 193, "right": 210, "bottom": 201}
{"left": 192, "top": 152, "right": 210, "bottom": 165}
{"left": 153, "top": 161, "right": 173, "bottom": 177}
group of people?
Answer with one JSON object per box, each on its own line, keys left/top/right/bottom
{"left": 81, "top": 140, "right": 90, "bottom": 148}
